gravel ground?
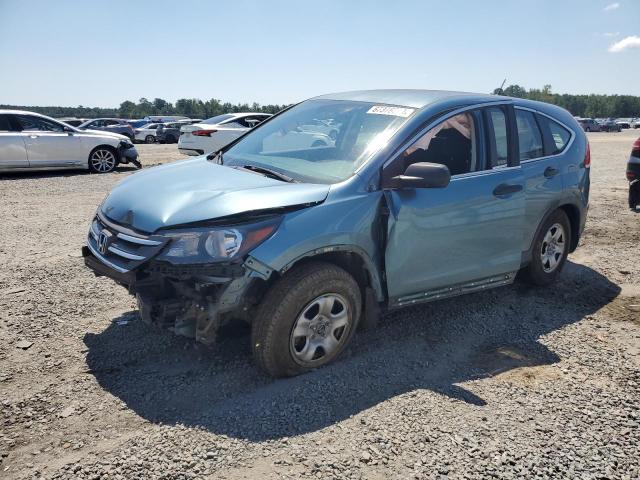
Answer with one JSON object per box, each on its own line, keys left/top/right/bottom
{"left": 1, "top": 133, "right": 639, "bottom": 480}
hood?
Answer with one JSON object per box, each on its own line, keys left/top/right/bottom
{"left": 81, "top": 129, "right": 128, "bottom": 140}
{"left": 100, "top": 157, "right": 330, "bottom": 233}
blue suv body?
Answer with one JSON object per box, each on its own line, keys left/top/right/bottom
{"left": 83, "top": 90, "right": 589, "bottom": 377}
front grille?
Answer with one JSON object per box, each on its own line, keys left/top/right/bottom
{"left": 87, "top": 215, "right": 167, "bottom": 273}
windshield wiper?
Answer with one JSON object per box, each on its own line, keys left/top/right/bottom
{"left": 240, "top": 165, "right": 295, "bottom": 183}
{"left": 206, "top": 150, "right": 223, "bottom": 163}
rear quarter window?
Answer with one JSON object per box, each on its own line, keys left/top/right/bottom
{"left": 538, "top": 115, "right": 572, "bottom": 155}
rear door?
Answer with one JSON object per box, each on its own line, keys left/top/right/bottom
{"left": 0, "top": 114, "right": 29, "bottom": 168}
{"left": 14, "top": 114, "right": 86, "bottom": 167}
{"left": 383, "top": 105, "right": 525, "bottom": 305}
{"left": 515, "top": 108, "right": 565, "bottom": 254}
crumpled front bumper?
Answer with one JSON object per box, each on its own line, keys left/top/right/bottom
{"left": 82, "top": 243, "right": 260, "bottom": 344}
{"left": 119, "top": 145, "right": 139, "bottom": 163}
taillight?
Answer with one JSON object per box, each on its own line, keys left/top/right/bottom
{"left": 192, "top": 129, "right": 217, "bottom": 137}
{"left": 584, "top": 141, "right": 590, "bottom": 168}
{"left": 627, "top": 171, "right": 636, "bottom": 181}
{"left": 632, "top": 138, "right": 640, "bottom": 158}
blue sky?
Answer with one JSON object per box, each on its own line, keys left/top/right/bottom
{"left": 1, "top": 0, "right": 639, "bottom": 107}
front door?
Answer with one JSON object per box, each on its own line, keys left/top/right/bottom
{"left": 384, "top": 105, "right": 525, "bottom": 305}
{"left": 14, "top": 114, "right": 86, "bottom": 167}
{"left": 0, "top": 114, "right": 29, "bottom": 168}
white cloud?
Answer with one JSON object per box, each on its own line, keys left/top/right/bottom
{"left": 603, "top": 32, "right": 620, "bottom": 37}
{"left": 609, "top": 35, "right": 640, "bottom": 52}
{"left": 603, "top": 2, "right": 620, "bottom": 11}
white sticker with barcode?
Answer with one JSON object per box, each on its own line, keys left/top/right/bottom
{"left": 367, "top": 105, "right": 415, "bottom": 117}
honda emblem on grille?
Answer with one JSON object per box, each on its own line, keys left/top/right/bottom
{"left": 97, "top": 230, "right": 112, "bottom": 255}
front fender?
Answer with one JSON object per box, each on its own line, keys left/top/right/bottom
{"left": 247, "top": 188, "right": 386, "bottom": 301}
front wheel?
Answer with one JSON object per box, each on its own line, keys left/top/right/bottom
{"left": 145, "top": 135, "right": 156, "bottom": 144}
{"left": 520, "top": 210, "right": 571, "bottom": 286}
{"left": 251, "top": 262, "right": 361, "bottom": 377}
{"left": 88, "top": 147, "right": 117, "bottom": 173}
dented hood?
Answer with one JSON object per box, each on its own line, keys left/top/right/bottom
{"left": 100, "top": 157, "right": 330, "bottom": 233}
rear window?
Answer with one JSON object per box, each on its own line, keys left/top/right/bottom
{"left": 202, "top": 114, "right": 235, "bottom": 125}
{"left": 538, "top": 116, "right": 572, "bottom": 154}
{"left": 515, "top": 110, "right": 544, "bottom": 161}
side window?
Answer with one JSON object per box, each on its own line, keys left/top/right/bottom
{"left": 538, "top": 116, "right": 572, "bottom": 155}
{"left": 485, "top": 107, "right": 509, "bottom": 168}
{"left": 0, "top": 115, "right": 13, "bottom": 132}
{"left": 515, "top": 110, "right": 544, "bottom": 161}
{"left": 15, "top": 115, "right": 64, "bottom": 132}
{"left": 401, "top": 112, "right": 477, "bottom": 176}
{"left": 223, "top": 120, "right": 248, "bottom": 128}
{"left": 104, "top": 120, "right": 119, "bottom": 126}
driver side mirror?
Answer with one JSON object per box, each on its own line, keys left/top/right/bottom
{"left": 389, "top": 162, "right": 451, "bottom": 189}
{"left": 63, "top": 126, "right": 75, "bottom": 134}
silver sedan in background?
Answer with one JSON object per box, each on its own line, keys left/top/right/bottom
{"left": 0, "top": 110, "right": 139, "bottom": 173}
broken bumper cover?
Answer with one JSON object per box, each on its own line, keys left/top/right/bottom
{"left": 82, "top": 245, "right": 263, "bottom": 344}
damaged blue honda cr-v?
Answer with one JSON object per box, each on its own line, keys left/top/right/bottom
{"left": 83, "top": 89, "right": 590, "bottom": 377}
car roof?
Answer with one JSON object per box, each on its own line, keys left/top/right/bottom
{"left": 312, "top": 89, "right": 499, "bottom": 109}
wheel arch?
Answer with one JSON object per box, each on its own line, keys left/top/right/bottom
{"left": 522, "top": 203, "right": 581, "bottom": 267}
{"left": 88, "top": 144, "right": 120, "bottom": 165}
{"left": 252, "top": 245, "right": 385, "bottom": 303}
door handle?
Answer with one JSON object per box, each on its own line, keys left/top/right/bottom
{"left": 493, "top": 183, "right": 523, "bottom": 197}
{"left": 29, "top": 134, "right": 39, "bottom": 139}
{"left": 544, "top": 166, "right": 559, "bottom": 178}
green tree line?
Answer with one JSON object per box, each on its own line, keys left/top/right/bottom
{"left": 0, "top": 97, "right": 289, "bottom": 120}
{"left": 4, "top": 88, "right": 640, "bottom": 119}
{"left": 493, "top": 84, "right": 640, "bottom": 118}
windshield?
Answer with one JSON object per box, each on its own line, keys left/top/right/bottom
{"left": 221, "top": 99, "right": 415, "bottom": 184}
{"left": 202, "top": 114, "right": 235, "bottom": 125}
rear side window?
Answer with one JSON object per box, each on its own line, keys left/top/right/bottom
{"left": 538, "top": 115, "right": 572, "bottom": 154}
{"left": 515, "top": 110, "right": 544, "bottom": 161}
{"left": 485, "top": 107, "right": 509, "bottom": 168}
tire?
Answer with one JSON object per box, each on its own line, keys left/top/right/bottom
{"left": 145, "top": 135, "right": 156, "bottom": 144}
{"left": 630, "top": 179, "right": 640, "bottom": 210}
{"left": 251, "top": 261, "right": 362, "bottom": 377}
{"left": 88, "top": 146, "right": 117, "bottom": 173}
{"left": 166, "top": 134, "right": 176, "bottom": 144}
{"left": 521, "top": 210, "right": 571, "bottom": 286}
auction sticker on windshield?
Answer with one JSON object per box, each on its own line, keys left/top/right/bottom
{"left": 367, "top": 105, "right": 415, "bottom": 117}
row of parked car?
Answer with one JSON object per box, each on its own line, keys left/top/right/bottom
{"left": 57, "top": 112, "right": 344, "bottom": 157}
{"left": 58, "top": 116, "right": 203, "bottom": 144}
{"left": 576, "top": 117, "right": 640, "bottom": 132}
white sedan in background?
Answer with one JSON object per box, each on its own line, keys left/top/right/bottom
{"left": 178, "top": 113, "right": 271, "bottom": 155}
{"left": 0, "top": 110, "right": 139, "bottom": 173}
{"left": 134, "top": 123, "right": 161, "bottom": 144}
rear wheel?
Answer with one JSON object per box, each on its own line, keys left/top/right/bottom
{"left": 251, "top": 262, "right": 361, "bottom": 377}
{"left": 88, "top": 147, "right": 117, "bottom": 173}
{"left": 521, "top": 210, "right": 571, "bottom": 286}
{"left": 145, "top": 135, "right": 156, "bottom": 144}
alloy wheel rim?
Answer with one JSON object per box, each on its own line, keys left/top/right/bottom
{"left": 540, "top": 223, "right": 566, "bottom": 273}
{"left": 90, "top": 150, "right": 115, "bottom": 172}
{"left": 290, "top": 293, "right": 351, "bottom": 365}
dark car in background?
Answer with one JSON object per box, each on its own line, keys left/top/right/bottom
{"left": 156, "top": 122, "right": 185, "bottom": 144}
{"left": 58, "top": 117, "right": 89, "bottom": 127}
{"left": 597, "top": 119, "right": 622, "bottom": 132}
{"left": 627, "top": 137, "right": 640, "bottom": 210}
{"left": 577, "top": 118, "right": 602, "bottom": 132}
{"left": 78, "top": 118, "right": 135, "bottom": 141}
